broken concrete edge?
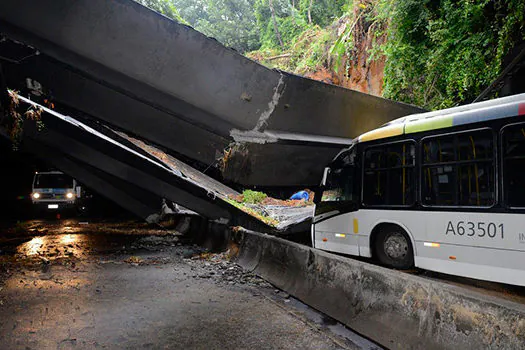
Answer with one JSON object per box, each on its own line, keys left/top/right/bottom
{"left": 4, "top": 93, "right": 305, "bottom": 234}
{"left": 235, "top": 229, "right": 525, "bottom": 350}
{"left": 173, "top": 217, "right": 305, "bottom": 253}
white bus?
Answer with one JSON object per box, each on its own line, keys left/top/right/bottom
{"left": 312, "top": 93, "right": 525, "bottom": 286}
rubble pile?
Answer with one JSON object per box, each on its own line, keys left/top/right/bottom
{"left": 186, "top": 251, "right": 272, "bottom": 288}
{"left": 119, "top": 132, "right": 314, "bottom": 229}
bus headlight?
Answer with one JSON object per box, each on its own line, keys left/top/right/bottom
{"left": 32, "top": 193, "right": 40, "bottom": 199}
{"left": 66, "top": 192, "right": 74, "bottom": 199}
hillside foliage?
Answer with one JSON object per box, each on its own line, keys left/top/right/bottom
{"left": 136, "top": 0, "right": 525, "bottom": 110}
{"left": 134, "top": 0, "right": 187, "bottom": 23}
{"left": 375, "top": 0, "right": 525, "bottom": 108}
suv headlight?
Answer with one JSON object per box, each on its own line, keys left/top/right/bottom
{"left": 66, "top": 192, "right": 74, "bottom": 199}
{"left": 32, "top": 193, "right": 40, "bottom": 199}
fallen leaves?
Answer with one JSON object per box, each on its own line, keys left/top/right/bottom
{"left": 124, "top": 256, "right": 143, "bottom": 265}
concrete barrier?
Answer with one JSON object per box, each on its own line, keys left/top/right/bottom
{"left": 236, "top": 230, "right": 525, "bottom": 349}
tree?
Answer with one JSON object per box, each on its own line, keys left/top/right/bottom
{"left": 269, "top": 0, "right": 285, "bottom": 48}
{"left": 133, "top": 0, "right": 187, "bottom": 23}
{"left": 307, "top": 0, "right": 313, "bottom": 24}
{"left": 298, "top": 0, "right": 345, "bottom": 27}
{"left": 255, "top": 0, "right": 305, "bottom": 49}
{"left": 173, "top": 0, "right": 260, "bottom": 53}
{"left": 171, "top": 0, "right": 209, "bottom": 26}
{"left": 254, "top": 0, "right": 345, "bottom": 50}
{"left": 375, "top": 0, "right": 525, "bottom": 109}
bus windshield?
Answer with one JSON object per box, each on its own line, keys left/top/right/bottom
{"left": 34, "top": 174, "right": 74, "bottom": 189}
{"left": 320, "top": 147, "right": 356, "bottom": 202}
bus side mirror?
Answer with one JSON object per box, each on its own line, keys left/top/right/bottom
{"left": 314, "top": 167, "right": 330, "bottom": 205}
{"left": 321, "top": 167, "right": 330, "bottom": 186}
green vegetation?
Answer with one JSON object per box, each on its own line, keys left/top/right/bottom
{"left": 225, "top": 198, "right": 279, "bottom": 227}
{"left": 248, "top": 0, "right": 345, "bottom": 73}
{"left": 172, "top": 0, "right": 260, "bottom": 52}
{"left": 134, "top": 0, "right": 187, "bottom": 23}
{"left": 137, "top": 0, "right": 525, "bottom": 109}
{"left": 6, "top": 90, "right": 44, "bottom": 150}
{"left": 247, "top": 26, "right": 334, "bottom": 75}
{"left": 374, "top": 0, "right": 525, "bottom": 109}
{"left": 254, "top": 0, "right": 345, "bottom": 49}
{"left": 241, "top": 189, "right": 268, "bottom": 204}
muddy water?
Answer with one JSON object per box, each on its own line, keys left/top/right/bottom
{"left": 19, "top": 235, "right": 83, "bottom": 259}
{"left": 15, "top": 233, "right": 153, "bottom": 261}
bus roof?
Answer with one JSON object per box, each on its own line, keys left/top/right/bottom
{"left": 358, "top": 93, "right": 525, "bottom": 143}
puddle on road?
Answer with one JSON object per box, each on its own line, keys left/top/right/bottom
{"left": 18, "top": 234, "right": 84, "bottom": 260}
{"left": 11, "top": 232, "right": 182, "bottom": 263}
{"left": 0, "top": 229, "right": 185, "bottom": 300}
{"left": 23, "top": 236, "right": 45, "bottom": 256}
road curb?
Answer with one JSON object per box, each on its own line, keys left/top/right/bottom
{"left": 236, "top": 230, "right": 525, "bottom": 349}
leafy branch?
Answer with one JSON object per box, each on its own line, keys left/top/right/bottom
{"left": 6, "top": 90, "right": 44, "bottom": 150}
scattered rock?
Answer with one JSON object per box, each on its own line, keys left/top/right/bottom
{"left": 186, "top": 251, "right": 270, "bottom": 288}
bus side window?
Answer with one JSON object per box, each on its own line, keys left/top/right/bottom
{"left": 320, "top": 147, "right": 356, "bottom": 202}
{"left": 363, "top": 141, "right": 415, "bottom": 206}
{"left": 422, "top": 136, "right": 455, "bottom": 205}
{"left": 502, "top": 123, "right": 525, "bottom": 208}
{"left": 422, "top": 129, "right": 494, "bottom": 207}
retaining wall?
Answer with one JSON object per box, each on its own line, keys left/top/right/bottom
{"left": 236, "top": 230, "right": 525, "bottom": 349}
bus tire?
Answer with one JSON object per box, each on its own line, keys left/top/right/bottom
{"left": 374, "top": 225, "right": 414, "bottom": 269}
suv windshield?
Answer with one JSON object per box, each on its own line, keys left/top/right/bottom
{"left": 321, "top": 147, "right": 356, "bottom": 202}
{"left": 34, "top": 174, "right": 73, "bottom": 189}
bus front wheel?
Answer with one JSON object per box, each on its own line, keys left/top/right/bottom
{"left": 374, "top": 226, "right": 414, "bottom": 269}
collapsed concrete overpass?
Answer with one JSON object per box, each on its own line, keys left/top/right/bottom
{"left": 0, "top": 0, "right": 424, "bottom": 190}
{"left": 1, "top": 93, "right": 313, "bottom": 234}
{"left": 0, "top": 0, "right": 428, "bottom": 230}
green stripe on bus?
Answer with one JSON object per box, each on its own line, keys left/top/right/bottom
{"left": 405, "top": 116, "right": 454, "bottom": 134}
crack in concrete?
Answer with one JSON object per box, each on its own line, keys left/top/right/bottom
{"left": 254, "top": 73, "right": 285, "bottom": 132}
{"left": 229, "top": 73, "right": 286, "bottom": 144}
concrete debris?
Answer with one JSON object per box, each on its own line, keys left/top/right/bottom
{"left": 136, "top": 235, "right": 179, "bottom": 246}
{"left": 186, "top": 251, "right": 271, "bottom": 288}
{"left": 117, "top": 131, "right": 313, "bottom": 230}
{"left": 145, "top": 214, "right": 160, "bottom": 224}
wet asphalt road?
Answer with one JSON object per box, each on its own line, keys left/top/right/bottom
{"left": 0, "top": 220, "right": 380, "bottom": 350}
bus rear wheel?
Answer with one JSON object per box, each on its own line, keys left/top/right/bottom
{"left": 374, "top": 226, "right": 414, "bottom": 269}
